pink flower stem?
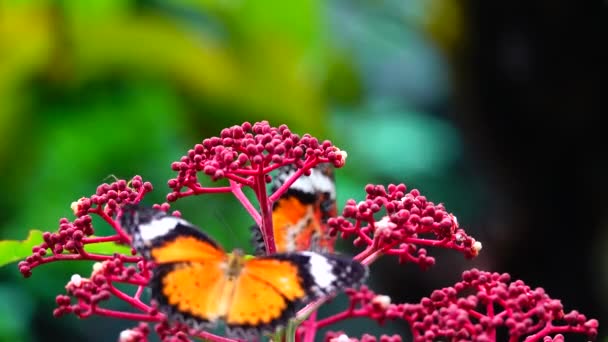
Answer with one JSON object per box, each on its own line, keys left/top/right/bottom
{"left": 225, "top": 173, "right": 255, "bottom": 187}
{"left": 466, "top": 309, "right": 486, "bottom": 320}
{"left": 262, "top": 161, "right": 293, "bottom": 174}
{"left": 314, "top": 309, "right": 358, "bottom": 329}
{"left": 94, "top": 208, "right": 132, "bottom": 243}
{"left": 79, "top": 251, "right": 140, "bottom": 263}
{"left": 485, "top": 295, "right": 496, "bottom": 340}
{"left": 31, "top": 253, "right": 138, "bottom": 268}
{"left": 360, "top": 249, "right": 385, "bottom": 265}
{"left": 296, "top": 297, "right": 329, "bottom": 321}
{"left": 354, "top": 241, "right": 399, "bottom": 265}
{"left": 302, "top": 310, "right": 318, "bottom": 342}
{"left": 82, "top": 235, "right": 123, "bottom": 244}
{"left": 230, "top": 179, "right": 262, "bottom": 226}
{"left": 192, "top": 330, "right": 241, "bottom": 342}
{"left": 107, "top": 276, "right": 148, "bottom": 286}
{"left": 133, "top": 187, "right": 149, "bottom": 203}
{"left": 353, "top": 247, "right": 374, "bottom": 262}
{"left": 268, "top": 157, "right": 317, "bottom": 203}
{"left": 134, "top": 285, "right": 145, "bottom": 300}
{"left": 523, "top": 324, "right": 587, "bottom": 342}
{"left": 191, "top": 186, "right": 234, "bottom": 194}
{"left": 254, "top": 163, "right": 276, "bottom": 254}
{"left": 355, "top": 229, "right": 374, "bottom": 245}
{"left": 93, "top": 307, "right": 163, "bottom": 322}
{"left": 403, "top": 237, "right": 453, "bottom": 247}
{"left": 106, "top": 284, "right": 153, "bottom": 312}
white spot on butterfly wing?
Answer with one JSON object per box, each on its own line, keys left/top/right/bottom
{"left": 291, "top": 169, "right": 336, "bottom": 199}
{"left": 276, "top": 167, "right": 336, "bottom": 199}
{"left": 137, "top": 216, "right": 189, "bottom": 243}
{"left": 301, "top": 251, "right": 337, "bottom": 289}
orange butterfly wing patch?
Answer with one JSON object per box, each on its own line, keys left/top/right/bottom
{"left": 226, "top": 258, "right": 306, "bottom": 336}
{"left": 154, "top": 262, "right": 226, "bottom": 324}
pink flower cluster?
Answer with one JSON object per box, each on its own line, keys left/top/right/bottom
{"left": 318, "top": 270, "right": 598, "bottom": 342}
{"left": 15, "top": 121, "right": 598, "bottom": 342}
{"left": 329, "top": 184, "right": 481, "bottom": 268}
{"left": 165, "top": 121, "right": 345, "bottom": 254}
{"left": 18, "top": 176, "right": 151, "bottom": 278}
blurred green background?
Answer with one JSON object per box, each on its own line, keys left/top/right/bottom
{"left": 1, "top": 0, "right": 605, "bottom": 341}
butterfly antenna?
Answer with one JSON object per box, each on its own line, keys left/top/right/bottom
{"left": 103, "top": 174, "right": 120, "bottom": 183}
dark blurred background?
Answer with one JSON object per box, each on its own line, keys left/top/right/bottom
{"left": 1, "top": 1, "right": 606, "bottom": 341}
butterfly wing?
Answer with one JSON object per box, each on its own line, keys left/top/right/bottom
{"left": 225, "top": 251, "right": 367, "bottom": 337}
{"left": 120, "top": 205, "right": 225, "bottom": 263}
{"left": 151, "top": 262, "right": 230, "bottom": 329}
{"left": 272, "top": 251, "right": 368, "bottom": 299}
{"left": 253, "top": 164, "right": 337, "bottom": 254}
{"left": 120, "top": 205, "right": 229, "bottom": 327}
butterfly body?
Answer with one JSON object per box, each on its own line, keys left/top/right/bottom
{"left": 121, "top": 205, "right": 367, "bottom": 338}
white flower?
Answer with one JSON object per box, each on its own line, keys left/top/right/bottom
{"left": 374, "top": 216, "right": 397, "bottom": 237}
{"left": 118, "top": 329, "right": 138, "bottom": 342}
{"left": 472, "top": 241, "right": 483, "bottom": 254}
{"left": 68, "top": 274, "right": 83, "bottom": 287}
{"left": 372, "top": 295, "right": 392, "bottom": 309}
{"left": 338, "top": 149, "right": 348, "bottom": 161}
{"left": 331, "top": 334, "right": 352, "bottom": 342}
{"left": 92, "top": 262, "right": 104, "bottom": 276}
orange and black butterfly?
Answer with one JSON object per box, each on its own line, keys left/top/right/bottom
{"left": 253, "top": 164, "right": 337, "bottom": 254}
{"left": 120, "top": 205, "right": 366, "bottom": 338}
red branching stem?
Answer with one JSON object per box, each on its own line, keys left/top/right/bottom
{"left": 403, "top": 237, "right": 462, "bottom": 249}
{"left": 190, "top": 185, "right": 234, "bottom": 194}
{"left": 524, "top": 325, "right": 588, "bottom": 342}
{"left": 466, "top": 309, "right": 486, "bottom": 320}
{"left": 192, "top": 330, "right": 243, "bottom": 342}
{"left": 486, "top": 295, "right": 497, "bottom": 340}
{"left": 354, "top": 240, "right": 400, "bottom": 264}
{"left": 81, "top": 235, "right": 123, "bottom": 244}
{"left": 261, "top": 158, "right": 298, "bottom": 174}
{"left": 94, "top": 207, "right": 132, "bottom": 243}
{"left": 296, "top": 297, "right": 329, "bottom": 322}
{"left": 225, "top": 169, "right": 259, "bottom": 176}
{"left": 229, "top": 179, "right": 261, "bottom": 226}
{"left": 224, "top": 173, "right": 255, "bottom": 187}
{"left": 93, "top": 307, "right": 163, "bottom": 322}
{"left": 350, "top": 225, "right": 374, "bottom": 247}
{"left": 134, "top": 285, "right": 145, "bottom": 300}
{"left": 360, "top": 249, "right": 385, "bottom": 265}
{"left": 302, "top": 310, "right": 318, "bottom": 342}
{"left": 171, "top": 185, "right": 233, "bottom": 200}
{"left": 132, "top": 187, "right": 148, "bottom": 203}
{"left": 107, "top": 284, "right": 152, "bottom": 312}
{"left": 267, "top": 156, "right": 317, "bottom": 203}
{"left": 107, "top": 275, "right": 149, "bottom": 286}
{"left": 255, "top": 163, "right": 276, "bottom": 254}
{"left": 315, "top": 309, "right": 360, "bottom": 329}
{"left": 28, "top": 253, "right": 139, "bottom": 268}
{"left": 353, "top": 247, "right": 375, "bottom": 263}
{"left": 80, "top": 250, "right": 140, "bottom": 263}
{"left": 170, "top": 189, "right": 196, "bottom": 199}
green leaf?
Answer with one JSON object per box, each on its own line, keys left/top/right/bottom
{"left": 0, "top": 230, "right": 43, "bottom": 268}
{"left": 84, "top": 240, "right": 132, "bottom": 256}
{"left": 0, "top": 230, "right": 133, "bottom": 269}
